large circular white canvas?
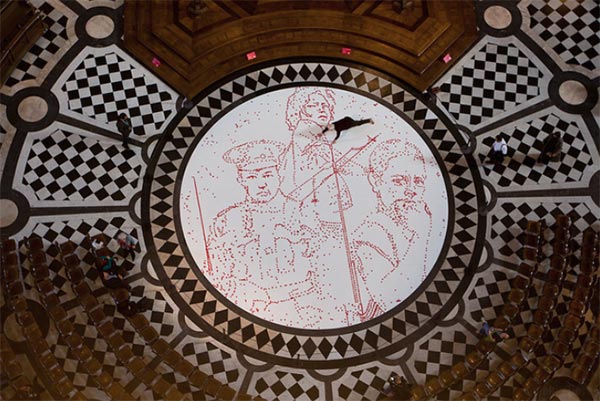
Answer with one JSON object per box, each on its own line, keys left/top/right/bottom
{"left": 180, "top": 86, "right": 449, "bottom": 329}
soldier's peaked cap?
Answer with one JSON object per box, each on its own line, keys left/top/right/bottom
{"left": 223, "top": 140, "right": 285, "bottom": 170}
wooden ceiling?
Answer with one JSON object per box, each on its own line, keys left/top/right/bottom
{"left": 123, "top": 0, "right": 479, "bottom": 99}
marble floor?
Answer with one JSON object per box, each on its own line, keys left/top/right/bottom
{"left": 0, "top": 1, "right": 598, "bottom": 400}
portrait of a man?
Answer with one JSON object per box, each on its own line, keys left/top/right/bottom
{"left": 207, "top": 139, "right": 321, "bottom": 326}
{"left": 352, "top": 138, "right": 433, "bottom": 318}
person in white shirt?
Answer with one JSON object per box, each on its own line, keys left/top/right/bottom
{"left": 490, "top": 135, "right": 508, "bottom": 166}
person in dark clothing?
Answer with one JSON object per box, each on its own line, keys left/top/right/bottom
{"left": 323, "top": 116, "right": 374, "bottom": 142}
{"left": 423, "top": 86, "right": 441, "bottom": 103}
{"left": 538, "top": 132, "right": 562, "bottom": 164}
{"left": 490, "top": 329, "right": 509, "bottom": 343}
{"left": 103, "top": 270, "right": 130, "bottom": 290}
{"left": 117, "top": 296, "right": 149, "bottom": 317}
{"left": 383, "top": 374, "right": 412, "bottom": 400}
{"left": 116, "top": 113, "right": 132, "bottom": 149}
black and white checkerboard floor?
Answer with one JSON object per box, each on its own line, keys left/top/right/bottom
{"left": 437, "top": 40, "right": 545, "bottom": 127}
{"left": 2, "top": 0, "right": 75, "bottom": 91}
{"left": 21, "top": 127, "right": 142, "bottom": 202}
{"left": 476, "top": 111, "right": 594, "bottom": 187}
{"left": 526, "top": 0, "right": 600, "bottom": 71}
{"left": 1, "top": 0, "right": 598, "bottom": 400}
{"left": 60, "top": 49, "right": 175, "bottom": 136}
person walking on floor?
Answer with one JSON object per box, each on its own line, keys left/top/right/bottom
{"left": 489, "top": 135, "right": 508, "bottom": 166}
{"left": 538, "top": 132, "right": 562, "bottom": 164}
{"left": 323, "top": 116, "right": 374, "bottom": 143}
{"left": 117, "top": 113, "right": 132, "bottom": 150}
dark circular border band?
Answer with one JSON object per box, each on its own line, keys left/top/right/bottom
{"left": 476, "top": 1, "right": 522, "bottom": 38}
{"left": 142, "top": 60, "right": 486, "bottom": 368}
{"left": 74, "top": 6, "right": 123, "bottom": 48}
{"left": 173, "top": 82, "right": 456, "bottom": 336}
{"left": 6, "top": 87, "right": 59, "bottom": 132}
{"left": 548, "top": 71, "right": 599, "bottom": 114}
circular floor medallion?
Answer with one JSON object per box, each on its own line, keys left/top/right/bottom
{"left": 180, "top": 87, "right": 449, "bottom": 329}
{"left": 484, "top": 5, "right": 512, "bottom": 30}
{"left": 558, "top": 80, "right": 587, "bottom": 106}
{"left": 17, "top": 96, "right": 48, "bottom": 123}
{"left": 146, "top": 62, "right": 484, "bottom": 367}
{"left": 85, "top": 15, "right": 114, "bottom": 39}
{"left": 0, "top": 199, "right": 18, "bottom": 228}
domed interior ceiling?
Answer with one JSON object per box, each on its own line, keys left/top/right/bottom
{"left": 123, "top": 0, "right": 479, "bottom": 98}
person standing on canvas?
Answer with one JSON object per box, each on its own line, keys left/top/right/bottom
{"left": 323, "top": 116, "right": 374, "bottom": 143}
{"left": 280, "top": 87, "right": 365, "bottom": 325}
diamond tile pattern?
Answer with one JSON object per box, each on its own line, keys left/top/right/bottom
{"left": 47, "top": 334, "right": 106, "bottom": 400}
{"left": 254, "top": 371, "right": 320, "bottom": 401}
{"left": 527, "top": 0, "right": 600, "bottom": 70}
{"left": 337, "top": 366, "right": 390, "bottom": 401}
{"left": 61, "top": 51, "right": 174, "bottom": 135}
{"left": 534, "top": 289, "right": 594, "bottom": 368}
{"left": 161, "top": 370, "right": 208, "bottom": 401}
{"left": 491, "top": 201, "right": 599, "bottom": 258}
{"left": 72, "top": 310, "right": 132, "bottom": 379}
{"left": 468, "top": 269, "right": 513, "bottom": 323}
{"left": 22, "top": 129, "right": 142, "bottom": 201}
{"left": 5, "top": 0, "right": 71, "bottom": 87}
{"left": 413, "top": 328, "right": 486, "bottom": 399}
{"left": 19, "top": 216, "right": 139, "bottom": 299}
{"left": 138, "top": 290, "right": 177, "bottom": 342}
{"left": 438, "top": 42, "right": 544, "bottom": 126}
{"left": 34, "top": 283, "right": 134, "bottom": 399}
{"left": 495, "top": 276, "right": 544, "bottom": 352}
{"left": 177, "top": 340, "right": 241, "bottom": 386}
{"left": 148, "top": 62, "right": 480, "bottom": 364}
{"left": 2, "top": 0, "right": 598, "bottom": 394}
{"left": 478, "top": 113, "right": 593, "bottom": 187}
